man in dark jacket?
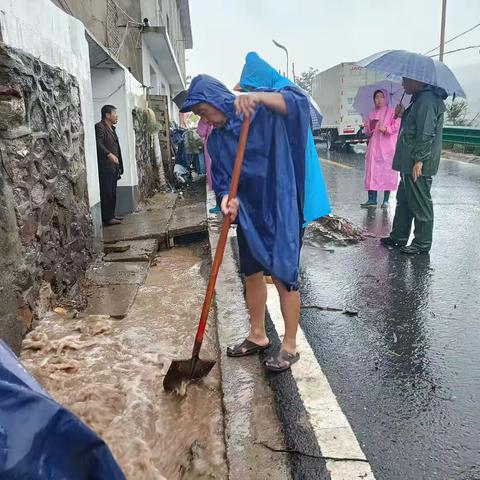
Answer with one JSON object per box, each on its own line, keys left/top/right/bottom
{"left": 95, "top": 105, "right": 124, "bottom": 226}
{"left": 381, "top": 79, "right": 447, "bottom": 254}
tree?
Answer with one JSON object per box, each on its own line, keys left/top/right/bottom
{"left": 296, "top": 67, "right": 319, "bottom": 94}
{"left": 446, "top": 99, "right": 468, "bottom": 126}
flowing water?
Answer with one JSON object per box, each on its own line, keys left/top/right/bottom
{"left": 22, "top": 243, "right": 227, "bottom": 480}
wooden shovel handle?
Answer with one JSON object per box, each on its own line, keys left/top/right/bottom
{"left": 192, "top": 117, "right": 250, "bottom": 358}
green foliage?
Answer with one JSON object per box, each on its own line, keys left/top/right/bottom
{"left": 446, "top": 99, "right": 468, "bottom": 126}
{"left": 296, "top": 67, "right": 319, "bottom": 94}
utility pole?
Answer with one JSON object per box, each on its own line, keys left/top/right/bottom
{"left": 439, "top": 0, "right": 447, "bottom": 62}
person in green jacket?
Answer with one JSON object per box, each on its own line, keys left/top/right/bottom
{"left": 381, "top": 78, "right": 447, "bottom": 254}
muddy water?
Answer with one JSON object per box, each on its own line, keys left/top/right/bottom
{"left": 21, "top": 244, "right": 227, "bottom": 480}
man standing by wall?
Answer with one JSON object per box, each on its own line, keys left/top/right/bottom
{"left": 95, "top": 105, "right": 124, "bottom": 226}
{"left": 381, "top": 78, "right": 447, "bottom": 254}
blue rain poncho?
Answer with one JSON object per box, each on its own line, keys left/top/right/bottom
{"left": 181, "top": 74, "right": 310, "bottom": 289}
{"left": 0, "top": 339, "right": 125, "bottom": 479}
{"left": 240, "top": 51, "right": 331, "bottom": 225}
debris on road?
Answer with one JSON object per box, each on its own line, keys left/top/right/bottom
{"left": 301, "top": 305, "right": 359, "bottom": 316}
{"left": 305, "top": 215, "right": 373, "bottom": 245}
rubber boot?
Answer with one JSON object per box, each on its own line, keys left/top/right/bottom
{"left": 382, "top": 191, "right": 391, "bottom": 208}
{"left": 361, "top": 190, "right": 378, "bottom": 208}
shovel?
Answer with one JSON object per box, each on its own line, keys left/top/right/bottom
{"left": 163, "top": 117, "right": 250, "bottom": 393}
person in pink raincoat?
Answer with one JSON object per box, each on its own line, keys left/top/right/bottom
{"left": 197, "top": 118, "right": 220, "bottom": 213}
{"left": 361, "top": 89, "right": 401, "bottom": 208}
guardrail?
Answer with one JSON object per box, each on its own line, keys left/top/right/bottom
{"left": 443, "top": 126, "right": 480, "bottom": 149}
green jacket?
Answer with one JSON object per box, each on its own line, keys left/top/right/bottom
{"left": 392, "top": 85, "right": 447, "bottom": 176}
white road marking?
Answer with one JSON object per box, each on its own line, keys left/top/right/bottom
{"left": 266, "top": 284, "right": 376, "bottom": 480}
{"left": 209, "top": 184, "right": 376, "bottom": 478}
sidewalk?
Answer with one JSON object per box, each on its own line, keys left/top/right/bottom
{"left": 205, "top": 190, "right": 290, "bottom": 480}
{"left": 20, "top": 183, "right": 289, "bottom": 479}
{"left": 442, "top": 149, "right": 480, "bottom": 165}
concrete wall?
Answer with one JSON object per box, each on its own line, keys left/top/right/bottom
{"left": 158, "top": 0, "right": 186, "bottom": 79}
{"left": 142, "top": 41, "right": 180, "bottom": 123}
{"left": 91, "top": 67, "right": 146, "bottom": 214}
{"left": 122, "top": 69, "right": 148, "bottom": 212}
{"left": 0, "top": 0, "right": 102, "bottom": 236}
{"left": 50, "top": 0, "right": 187, "bottom": 124}
{"left": 139, "top": 0, "right": 187, "bottom": 80}
{"left": 50, "top": 0, "right": 188, "bottom": 87}
{"left": 50, "top": 0, "right": 144, "bottom": 82}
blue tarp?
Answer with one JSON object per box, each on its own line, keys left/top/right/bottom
{"left": 181, "top": 74, "right": 309, "bottom": 289}
{"left": 240, "top": 51, "right": 331, "bottom": 225}
{"left": 0, "top": 339, "right": 125, "bottom": 479}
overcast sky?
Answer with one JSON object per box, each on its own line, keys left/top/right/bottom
{"left": 186, "top": 0, "right": 480, "bottom": 88}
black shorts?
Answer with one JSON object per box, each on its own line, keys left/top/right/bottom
{"left": 236, "top": 225, "right": 304, "bottom": 290}
{"left": 237, "top": 225, "right": 270, "bottom": 277}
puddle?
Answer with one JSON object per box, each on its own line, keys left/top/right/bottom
{"left": 21, "top": 243, "right": 227, "bottom": 480}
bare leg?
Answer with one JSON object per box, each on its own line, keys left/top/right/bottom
{"left": 245, "top": 272, "right": 269, "bottom": 346}
{"left": 272, "top": 278, "right": 300, "bottom": 354}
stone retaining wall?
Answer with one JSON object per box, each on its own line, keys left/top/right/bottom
{"left": 0, "top": 44, "right": 94, "bottom": 352}
{"left": 132, "top": 108, "right": 159, "bottom": 201}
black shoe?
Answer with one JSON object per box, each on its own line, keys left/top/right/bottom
{"left": 360, "top": 201, "right": 377, "bottom": 209}
{"left": 380, "top": 237, "right": 407, "bottom": 248}
{"left": 104, "top": 218, "right": 122, "bottom": 226}
{"left": 400, "top": 245, "right": 429, "bottom": 255}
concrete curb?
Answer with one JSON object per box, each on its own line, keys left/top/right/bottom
{"left": 206, "top": 190, "right": 291, "bottom": 480}
{"left": 441, "top": 150, "right": 480, "bottom": 165}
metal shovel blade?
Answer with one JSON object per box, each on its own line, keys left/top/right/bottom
{"left": 163, "top": 357, "right": 216, "bottom": 393}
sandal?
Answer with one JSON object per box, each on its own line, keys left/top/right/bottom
{"left": 227, "top": 338, "right": 270, "bottom": 357}
{"left": 263, "top": 350, "right": 300, "bottom": 372}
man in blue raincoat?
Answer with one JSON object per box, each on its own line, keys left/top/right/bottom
{"left": 181, "top": 75, "right": 310, "bottom": 371}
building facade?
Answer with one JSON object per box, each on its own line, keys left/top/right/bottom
{"left": 51, "top": 0, "right": 192, "bottom": 122}
{"left": 0, "top": 0, "right": 192, "bottom": 352}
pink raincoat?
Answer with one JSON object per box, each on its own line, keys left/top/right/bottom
{"left": 197, "top": 119, "right": 214, "bottom": 190}
{"left": 363, "top": 90, "right": 400, "bottom": 191}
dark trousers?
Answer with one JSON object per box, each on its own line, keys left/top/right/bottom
{"left": 390, "top": 174, "right": 434, "bottom": 250}
{"left": 367, "top": 190, "right": 390, "bottom": 203}
{"left": 99, "top": 170, "right": 118, "bottom": 223}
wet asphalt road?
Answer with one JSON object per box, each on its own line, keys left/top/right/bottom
{"left": 299, "top": 146, "right": 480, "bottom": 480}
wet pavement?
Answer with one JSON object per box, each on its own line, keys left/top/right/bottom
{"left": 206, "top": 189, "right": 291, "bottom": 480}
{"left": 299, "top": 145, "right": 480, "bottom": 479}
{"left": 22, "top": 243, "right": 227, "bottom": 480}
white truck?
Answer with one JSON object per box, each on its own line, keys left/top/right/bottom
{"left": 312, "top": 62, "right": 385, "bottom": 149}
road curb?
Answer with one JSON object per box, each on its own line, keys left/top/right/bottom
{"left": 206, "top": 190, "right": 291, "bottom": 480}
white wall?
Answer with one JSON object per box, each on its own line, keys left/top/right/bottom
{"left": 124, "top": 68, "right": 148, "bottom": 190}
{"left": 91, "top": 67, "right": 146, "bottom": 194}
{"left": 0, "top": 0, "right": 100, "bottom": 208}
{"left": 142, "top": 42, "right": 180, "bottom": 124}
{"left": 142, "top": 44, "right": 171, "bottom": 97}
{"left": 157, "top": 0, "right": 186, "bottom": 78}
{"left": 91, "top": 68, "right": 134, "bottom": 190}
